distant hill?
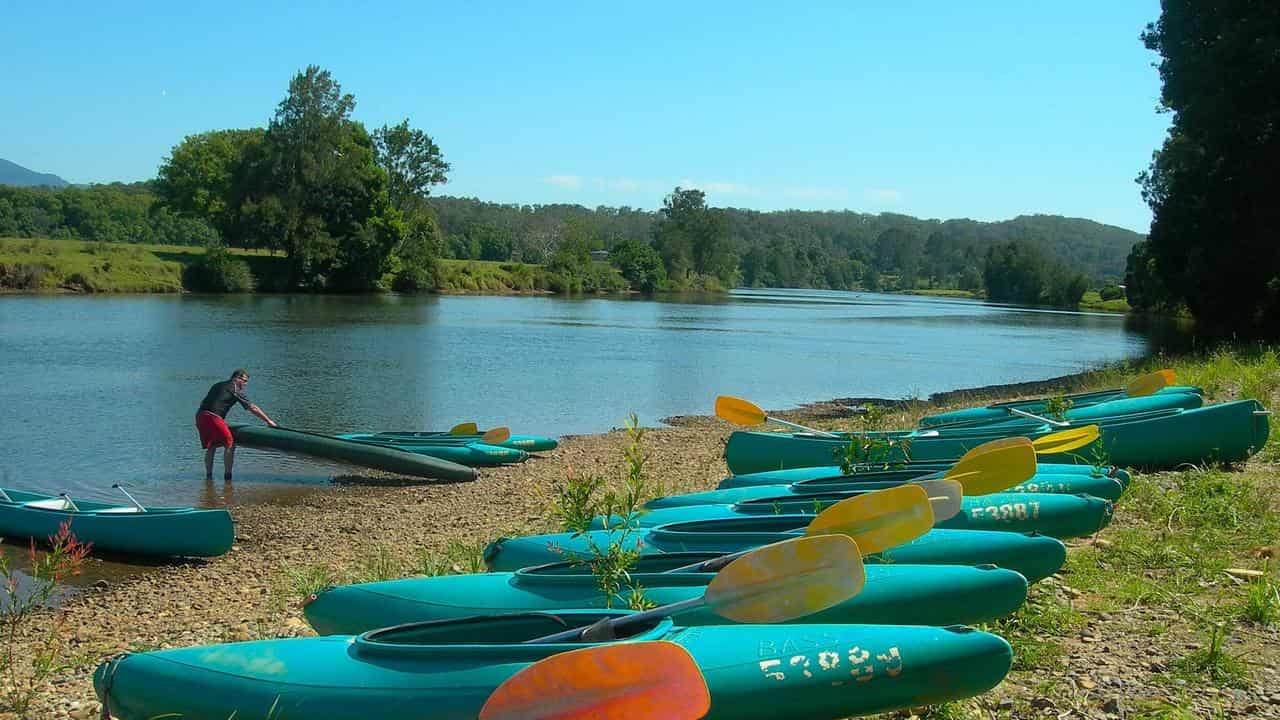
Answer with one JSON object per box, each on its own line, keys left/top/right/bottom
{"left": 0, "top": 158, "right": 69, "bottom": 188}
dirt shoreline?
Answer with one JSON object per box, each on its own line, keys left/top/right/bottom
{"left": 17, "top": 375, "right": 1279, "bottom": 719}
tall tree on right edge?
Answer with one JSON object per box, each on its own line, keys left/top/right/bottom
{"left": 1135, "top": 1, "right": 1280, "bottom": 336}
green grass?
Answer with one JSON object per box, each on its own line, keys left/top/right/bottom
{"left": 436, "top": 258, "right": 553, "bottom": 293}
{"left": 1079, "top": 289, "right": 1131, "bottom": 312}
{"left": 0, "top": 236, "right": 286, "bottom": 293}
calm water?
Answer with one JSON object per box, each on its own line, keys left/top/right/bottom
{"left": 1, "top": 290, "right": 1164, "bottom": 507}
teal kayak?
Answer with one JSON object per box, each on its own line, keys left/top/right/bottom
{"left": 485, "top": 520, "right": 1067, "bottom": 582}
{"left": 917, "top": 391, "right": 1202, "bottom": 432}
{"left": 0, "top": 487, "right": 232, "bottom": 558}
{"left": 230, "top": 425, "right": 477, "bottom": 482}
{"left": 715, "top": 467, "right": 1128, "bottom": 500}
{"left": 602, "top": 491, "right": 1112, "bottom": 539}
{"left": 303, "top": 557, "right": 1029, "bottom": 635}
{"left": 95, "top": 611, "right": 1013, "bottom": 720}
{"left": 724, "top": 400, "right": 1270, "bottom": 473}
{"left": 921, "top": 385, "right": 1203, "bottom": 427}
{"left": 336, "top": 434, "right": 529, "bottom": 466}
{"left": 368, "top": 430, "right": 558, "bottom": 452}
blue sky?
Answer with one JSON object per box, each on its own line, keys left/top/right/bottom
{"left": 3, "top": 1, "right": 1166, "bottom": 232}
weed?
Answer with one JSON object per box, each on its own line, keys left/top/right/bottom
{"left": 0, "top": 521, "right": 91, "bottom": 717}
{"left": 276, "top": 563, "right": 339, "bottom": 602}
{"left": 1169, "top": 623, "right": 1249, "bottom": 688}
{"left": 1241, "top": 576, "right": 1279, "bottom": 626}
{"left": 1043, "top": 394, "right": 1073, "bottom": 421}
{"left": 355, "top": 544, "right": 405, "bottom": 583}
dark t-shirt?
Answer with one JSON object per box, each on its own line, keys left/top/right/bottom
{"left": 198, "top": 380, "right": 253, "bottom": 418}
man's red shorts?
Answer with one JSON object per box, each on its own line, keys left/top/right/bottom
{"left": 195, "top": 411, "right": 234, "bottom": 449}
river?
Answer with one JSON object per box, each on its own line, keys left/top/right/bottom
{"left": 0, "top": 289, "right": 1167, "bottom": 507}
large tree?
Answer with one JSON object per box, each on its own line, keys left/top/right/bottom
{"left": 1135, "top": 1, "right": 1280, "bottom": 335}
{"left": 652, "top": 187, "right": 737, "bottom": 287}
{"left": 372, "top": 119, "right": 450, "bottom": 212}
{"left": 235, "top": 66, "right": 403, "bottom": 290}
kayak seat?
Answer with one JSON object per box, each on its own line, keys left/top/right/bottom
{"left": 97, "top": 506, "right": 143, "bottom": 514}
{"left": 23, "top": 498, "right": 73, "bottom": 511}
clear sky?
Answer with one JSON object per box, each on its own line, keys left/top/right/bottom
{"left": 3, "top": 1, "right": 1167, "bottom": 232}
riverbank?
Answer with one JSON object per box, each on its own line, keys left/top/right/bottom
{"left": 898, "top": 287, "right": 1132, "bottom": 314}
{"left": 8, "top": 351, "right": 1279, "bottom": 719}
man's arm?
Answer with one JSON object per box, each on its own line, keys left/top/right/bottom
{"left": 248, "top": 403, "right": 278, "bottom": 427}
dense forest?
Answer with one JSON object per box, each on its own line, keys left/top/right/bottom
{"left": 1126, "top": 0, "right": 1279, "bottom": 338}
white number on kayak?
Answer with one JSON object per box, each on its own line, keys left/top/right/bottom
{"left": 758, "top": 645, "right": 902, "bottom": 683}
{"left": 970, "top": 502, "right": 1040, "bottom": 523}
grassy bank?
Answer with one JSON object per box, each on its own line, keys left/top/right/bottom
{"left": 435, "top": 258, "right": 554, "bottom": 294}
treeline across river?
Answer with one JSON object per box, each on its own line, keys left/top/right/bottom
{"left": 1, "top": 64, "right": 1141, "bottom": 306}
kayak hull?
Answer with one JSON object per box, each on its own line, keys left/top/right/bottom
{"left": 230, "top": 425, "right": 477, "bottom": 482}
{"left": 484, "top": 522, "right": 1067, "bottom": 582}
{"left": 712, "top": 469, "right": 1128, "bottom": 500}
{"left": 723, "top": 400, "right": 1269, "bottom": 473}
{"left": 96, "top": 612, "right": 1012, "bottom": 720}
{"left": 336, "top": 434, "right": 528, "bottom": 466}
{"left": 0, "top": 488, "right": 232, "bottom": 558}
{"left": 921, "top": 385, "right": 1203, "bottom": 427}
{"left": 369, "top": 431, "right": 559, "bottom": 452}
{"left": 610, "top": 491, "right": 1112, "bottom": 539}
{"left": 303, "top": 558, "right": 1029, "bottom": 635}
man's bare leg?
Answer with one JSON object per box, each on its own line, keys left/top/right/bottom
{"left": 204, "top": 446, "right": 217, "bottom": 481}
{"left": 223, "top": 444, "right": 236, "bottom": 481}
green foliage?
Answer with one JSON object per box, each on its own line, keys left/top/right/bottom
{"left": 983, "top": 240, "right": 1088, "bottom": 308}
{"left": 609, "top": 238, "right": 667, "bottom": 292}
{"left": 0, "top": 183, "right": 218, "bottom": 246}
{"left": 182, "top": 244, "right": 255, "bottom": 292}
{"left": 276, "top": 563, "right": 340, "bottom": 601}
{"left": 1241, "top": 576, "right": 1279, "bottom": 626}
{"left": 1169, "top": 624, "right": 1249, "bottom": 688}
{"left": 553, "top": 471, "right": 607, "bottom": 533}
{"left": 155, "top": 128, "right": 264, "bottom": 239}
{"left": 391, "top": 211, "right": 442, "bottom": 292}
{"left": 372, "top": 119, "right": 449, "bottom": 211}
{"left": 1136, "top": 2, "right": 1280, "bottom": 337}
{"left": 1042, "top": 394, "right": 1073, "bottom": 421}
{"left": 652, "top": 187, "right": 737, "bottom": 288}
{"left": 1099, "top": 283, "right": 1124, "bottom": 301}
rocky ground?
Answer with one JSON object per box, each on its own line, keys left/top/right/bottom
{"left": 8, "top": 388, "right": 1280, "bottom": 719}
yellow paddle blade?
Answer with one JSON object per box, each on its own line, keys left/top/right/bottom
{"left": 450, "top": 422, "right": 479, "bottom": 435}
{"left": 915, "top": 478, "right": 964, "bottom": 522}
{"left": 1031, "top": 425, "right": 1100, "bottom": 455}
{"left": 945, "top": 440, "right": 1036, "bottom": 495}
{"left": 479, "top": 641, "right": 710, "bottom": 720}
{"left": 1125, "top": 370, "right": 1170, "bottom": 397}
{"left": 704, "top": 535, "right": 865, "bottom": 624}
{"left": 714, "top": 395, "right": 767, "bottom": 427}
{"left": 803, "top": 484, "right": 934, "bottom": 554}
{"left": 482, "top": 426, "right": 512, "bottom": 445}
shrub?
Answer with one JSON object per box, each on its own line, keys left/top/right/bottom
{"left": 183, "top": 245, "right": 255, "bottom": 292}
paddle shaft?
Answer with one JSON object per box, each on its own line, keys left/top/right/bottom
{"left": 112, "top": 484, "right": 147, "bottom": 512}
{"left": 524, "top": 597, "right": 705, "bottom": 644}
{"left": 1007, "top": 407, "right": 1069, "bottom": 427}
{"left": 773, "top": 417, "right": 840, "bottom": 438}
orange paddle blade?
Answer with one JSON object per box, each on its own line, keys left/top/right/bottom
{"left": 482, "top": 426, "right": 512, "bottom": 445}
{"left": 705, "top": 535, "right": 865, "bottom": 623}
{"left": 715, "top": 395, "right": 766, "bottom": 426}
{"left": 1125, "top": 371, "right": 1170, "bottom": 398}
{"left": 450, "top": 422, "right": 479, "bottom": 435}
{"left": 479, "top": 641, "right": 710, "bottom": 720}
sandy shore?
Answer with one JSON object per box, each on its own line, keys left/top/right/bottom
{"left": 14, "top": 383, "right": 1280, "bottom": 719}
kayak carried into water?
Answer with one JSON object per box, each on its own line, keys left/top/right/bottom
{"left": 0, "top": 486, "right": 232, "bottom": 558}
{"left": 723, "top": 400, "right": 1270, "bottom": 473}
{"left": 95, "top": 610, "right": 1013, "bottom": 720}
{"left": 335, "top": 434, "right": 529, "bottom": 467}
{"left": 602, "top": 491, "right": 1112, "bottom": 539}
{"left": 229, "top": 425, "right": 477, "bottom": 483}
{"left": 485, "top": 520, "right": 1068, "bottom": 582}
{"left": 303, "top": 556, "right": 1028, "bottom": 635}
{"left": 715, "top": 466, "right": 1128, "bottom": 500}
{"left": 921, "top": 385, "right": 1202, "bottom": 427}
{"left": 367, "top": 430, "right": 558, "bottom": 453}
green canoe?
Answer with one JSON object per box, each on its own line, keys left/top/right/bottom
{"left": 921, "top": 385, "right": 1203, "bottom": 427}
{"left": 369, "top": 430, "right": 559, "bottom": 452}
{"left": 0, "top": 487, "right": 232, "bottom": 558}
{"left": 715, "top": 467, "right": 1128, "bottom": 500}
{"left": 724, "top": 400, "right": 1270, "bottom": 474}
{"left": 230, "top": 425, "right": 477, "bottom": 482}
{"left": 485, "top": 521, "right": 1068, "bottom": 582}
{"left": 599, "top": 491, "right": 1112, "bottom": 539}
{"left": 911, "top": 391, "right": 1202, "bottom": 432}
{"left": 303, "top": 556, "right": 1028, "bottom": 635}
{"left": 96, "top": 611, "right": 1012, "bottom": 720}
{"left": 335, "top": 434, "right": 529, "bottom": 466}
